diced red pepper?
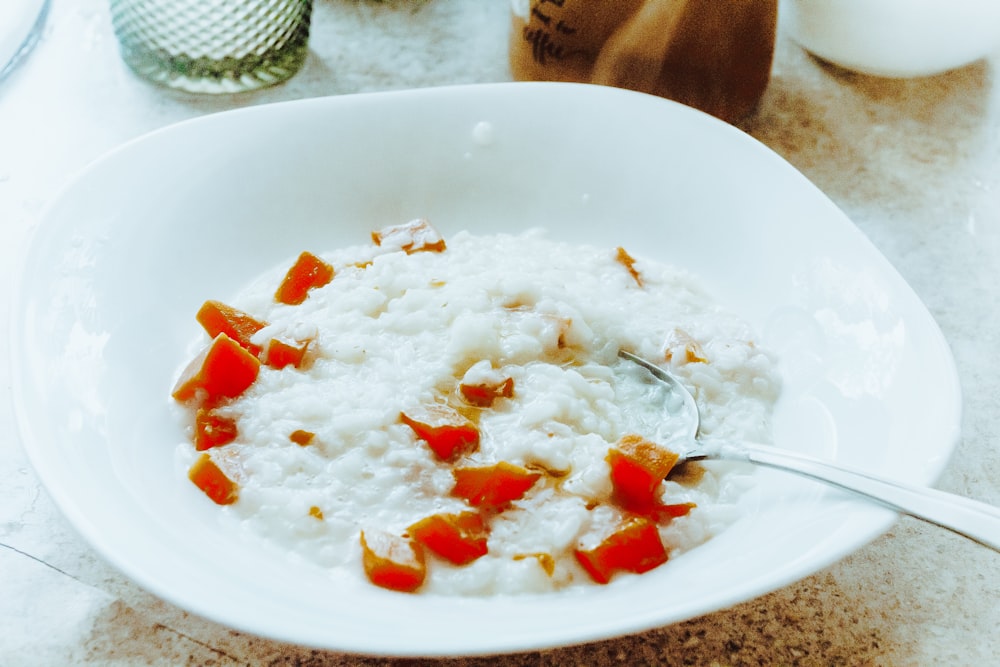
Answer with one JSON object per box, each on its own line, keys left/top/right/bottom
{"left": 172, "top": 333, "right": 261, "bottom": 405}
{"left": 607, "top": 434, "right": 680, "bottom": 511}
{"left": 194, "top": 409, "right": 238, "bottom": 451}
{"left": 574, "top": 516, "right": 668, "bottom": 584}
{"left": 266, "top": 337, "right": 311, "bottom": 369}
{"left": 289, "top": 429, "right": 315, "bottom": 446}
{"left": 400, "top": 405, "right": 479, "bottom": 461}
{"left": 371, "top": 218, "right": 446, "bottom": 255}
{"left": 408, "top": 511, "right": 489, "bottom": 565}
{"left": 451, "top": 461, "right": 541, "bottom": 509}
{"left": 196, "top": 300, "right": 267, "bottom": 357}
{"left": 459, "top": 377, "right": 514, "bottom": 408}
{"left": 359, "top": 530, "right": 426, "bottom": 593}
{"left": 274, "top": 251, "right": 334, "bottom": 305}
{"left": 188, "top": 453, "right": 239, "bottom": 505}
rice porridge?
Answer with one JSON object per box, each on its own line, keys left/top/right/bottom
{"left": 172, "top": 220, "right": 781, "bottom": 595}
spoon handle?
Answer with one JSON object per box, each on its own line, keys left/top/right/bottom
{"left": 723, "top": 444, "right": 1000, "bottom": 553}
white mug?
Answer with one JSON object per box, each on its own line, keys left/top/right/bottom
{"left": 782, "top": 0, "right": 1000, "bottom": 77}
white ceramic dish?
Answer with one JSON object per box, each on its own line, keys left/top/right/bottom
{"left": 11, "top": 83, "right": 961, "bottom": 656}
{"left": 782, "top": 0, "right": 1000, "bottom": 78}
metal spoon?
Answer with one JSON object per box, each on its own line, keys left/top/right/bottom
{"left": 619, "top": 349, "right": 1000, "bottom": 552}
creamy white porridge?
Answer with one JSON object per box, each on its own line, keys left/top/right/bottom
{"left": 172, "top": 220, "right": 780, "bottom": 595}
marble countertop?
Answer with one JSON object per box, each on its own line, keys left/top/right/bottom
{"left": 2, "top": 1, "right": 998, "bottom": 664}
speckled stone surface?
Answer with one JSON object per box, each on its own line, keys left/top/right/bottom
{"left": 1, "top": 1, "right": 998, "bottom": 665}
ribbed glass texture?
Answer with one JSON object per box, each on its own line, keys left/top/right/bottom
{"left": 110, "top": 0, "right": 311, "bottom": 93}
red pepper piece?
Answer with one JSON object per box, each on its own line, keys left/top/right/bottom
{"left": 275, "top": 251, "right": 334, "bottom": 305}
{"left": 194, "top": 409, "right": 238, "bottom": 451}
{"left": 451, "top": 461, "right": 541, "bottom": 509}
{"left": 408, "top": 511, "right": 489, "bottom": 565}
{"left": 360, "top": 529, "right": 426, "bottom": 593}
{"left": 371, "top": 218, "right": 446, "bottom": 254}
{"left": 607, "top": 434, "right": 680, "bottom": 511}
{"left": 574, "top": 516, "right": 668, "bottom": 584}
{"left": 459, "top": 377, "right": 514, "bottom": 408}
{"left": 266, "top": 337, "right": 311, "bottom": 369}
{"left": 188, "top": 453, "right": 239, "bottom": 505}
{"left": 172, "top": 333, "right": 261, "bottom": 405}
{"left": 196, "top": 300, "right": 267, "bottom": 357}
{"left": 400, "top": 405, "right": 479, "bottom": 461}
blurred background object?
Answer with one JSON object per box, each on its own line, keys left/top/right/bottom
{"left": 782, "top": 0, "right": 1000, "bottom": 77}
{"left": 509, "top": 0, "right": 778, "bottom": 124}
{"left": 109, "top": 0, "right": 312, "bottom": 93}
{"left": 0, "top": 0, "right": 50, "bottom": 82}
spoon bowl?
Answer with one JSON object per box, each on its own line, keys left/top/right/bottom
{"left": 619, "top": 349, "right": 1000, "bottom": 553}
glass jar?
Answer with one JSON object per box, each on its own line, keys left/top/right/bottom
{"left": 509, "top": 0, "right": 778, "bottom": 124}
{"left": 110, "top": 0, "right": 312, "bottom": 94}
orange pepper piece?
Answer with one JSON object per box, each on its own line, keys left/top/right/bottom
{"left": 194, "top": 409, "right": 238, "bottom": 451}
{"left": 266, "top": 337, "right": 311, "bottom": 369}
{"left": 360, "top": 529, "right": 426, "bottom": 593}
{"left": 607, "top": 434, "right": 680, "bottom": 512}
{"left": 400, "top": 405, "right": 479, "bottom": 461}
{"left": 188, "top": 453, "right": 239, "bottom": 505}
{"left": 513, "top": 552, "right": 556, "bottom": 576}
{"left": 371, "top": 218, "right": 446, "bottom": 255}
{"left": 274, "top": 251, "right": 334, "bottom": 305}
{"left": 172, "top": 333, "right": 261, "bottom": 405}
{"left": 574, "top": 516, "right": 668, "bottom": 584}
{"left": 459, "top": 377, "right": 514, "bottom": 408}
{"left": 408, "top": 511, "right": 489, "bottom": 566}
{"left": 663, "top": 328, "right": 708, "bottom": 364}
{"left": 196, "top": 300, "right": 267, "bottom": 357}
{"left": 451, "top": 461, "right": 541, "bottom": 510}
{"left": 615, "top": 246, "right": 643, "bottom": 287}
{"left": 289, "top": 429, "right": 315, "bottom": 446}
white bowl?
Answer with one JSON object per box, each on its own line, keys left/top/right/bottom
{"left": 782, "top": 0, "right": 1000, "bottom": 77}
{"left": 11, "top": 83, "right": 961, "bottom": 655}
